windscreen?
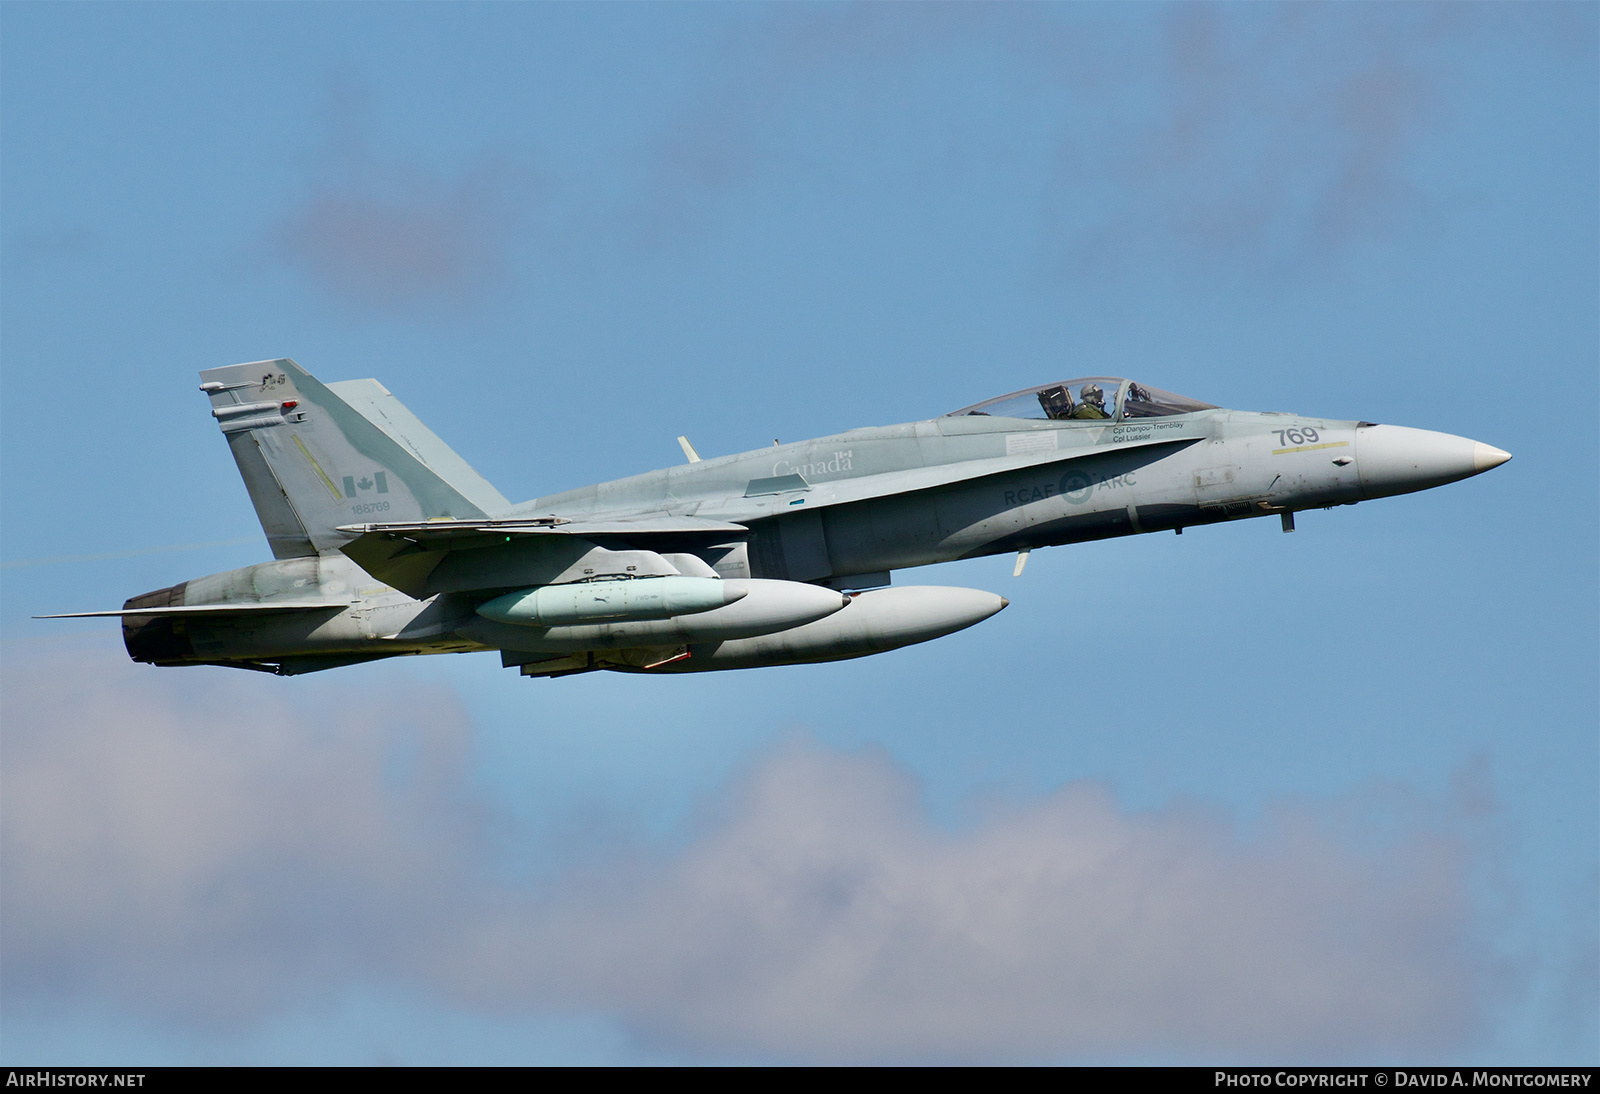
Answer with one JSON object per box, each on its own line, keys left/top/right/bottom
{"left": 1120, "top": 381, "right": 1216, "bottom": 419}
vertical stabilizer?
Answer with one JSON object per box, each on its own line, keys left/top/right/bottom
{"left": 326, "top": 378, "right": 510, "bottom": 514}
{"left": 200, "top": 358, "right": 497, "bottom": 556}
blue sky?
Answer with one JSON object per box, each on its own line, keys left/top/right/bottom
{"left": 2, "top": 2, "right": 1594, "bottom": 1065}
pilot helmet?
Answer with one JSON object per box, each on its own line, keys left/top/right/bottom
{"left": 1080, "top": 383, "right": 1105, "bottom": 407}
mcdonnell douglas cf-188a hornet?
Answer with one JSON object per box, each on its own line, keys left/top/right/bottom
{"left": 42, "top": 360, "right": 1511, "bottom": 679}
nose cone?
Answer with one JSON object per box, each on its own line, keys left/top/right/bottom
{"left": 1356, "top": 425, "right": 1511, "bottom": 500}
{"left": 1473, "top": 442, "right": 1512, "bottom": 473}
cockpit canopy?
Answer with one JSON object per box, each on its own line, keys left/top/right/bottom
{"left": 946, "top": 378, "right": 1216, "bottom": 422}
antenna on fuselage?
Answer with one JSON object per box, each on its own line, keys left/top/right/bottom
{"left": 1013, "top": 548, "right": 1031, "bottom": 577}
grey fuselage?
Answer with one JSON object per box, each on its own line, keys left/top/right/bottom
{"left": 517, "top": 409, "right": 1369, "bottom": 580}
{"left": 114, "top": 396, "right": 1504, "bottom": 675}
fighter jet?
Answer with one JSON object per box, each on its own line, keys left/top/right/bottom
{"left": 41, "top": 360, "right": 1511, "bottom": 679}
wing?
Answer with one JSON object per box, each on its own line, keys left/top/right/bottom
{"left": 336, "top": 514, "right": 750, "bottom": 598}
{"left": 334, "top": 514, "right": 748, "bottom": 539}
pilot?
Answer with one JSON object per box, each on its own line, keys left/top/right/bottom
{"left": 1069, "top": 383, "right": 1111, "bottom": 419}
{"left": 1037, "top": 385, "right": 1075, "bottom": 420}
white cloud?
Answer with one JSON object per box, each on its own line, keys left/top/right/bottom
{"left": 2, "top": 650, "right": 1486, "bottom": 1061}
{"left": 453, "top": 746, "right": 1482, "bottom": 1061}
{"left": 1, "top": 651, "right": 487, "bottom": 1024}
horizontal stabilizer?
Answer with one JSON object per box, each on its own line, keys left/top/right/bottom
{"left": 36, "top": 602, "right": 343, "bottom": 619}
